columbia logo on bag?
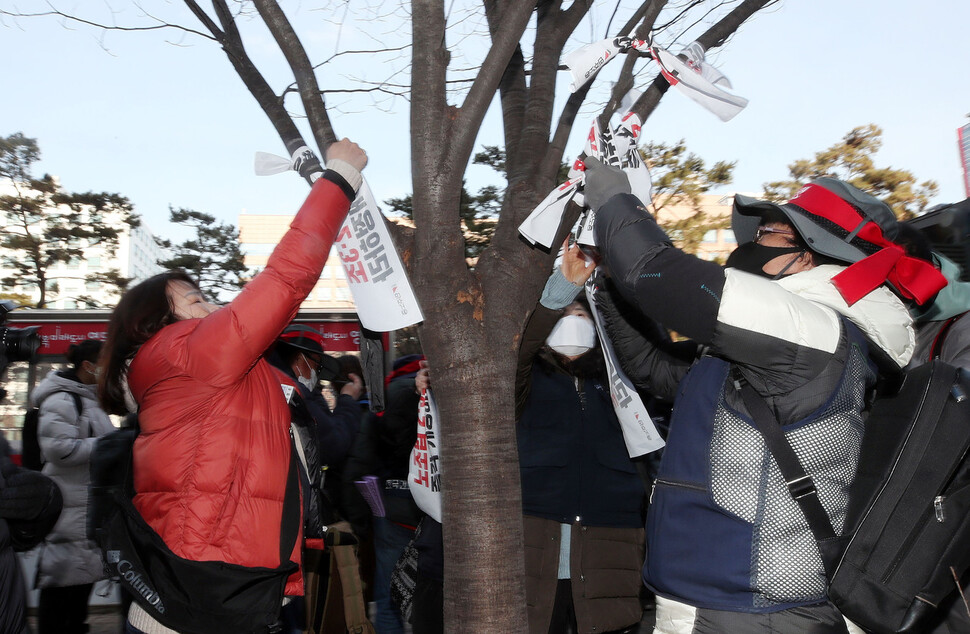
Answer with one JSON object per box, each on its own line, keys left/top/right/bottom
{"left": 107, "top": 550, "right": 167, "bottom": 614}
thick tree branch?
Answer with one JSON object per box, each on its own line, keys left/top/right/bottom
{"left": 183, "top": 0, "right": 321, "bottom": 183}
{"left": 253, "top": 0, "right": 337, "bottom": 152}
{"left": 450, "top": 1, "right": 537, "bottom": 170}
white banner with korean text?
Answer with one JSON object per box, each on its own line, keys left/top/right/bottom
{"left": 409, "top": 388, "right": 442, "bottom": 522}
{"left": 334, "top": 179, "right": 423, "bottom": 331}
{"left": 586, "top": 281, "right": 665, "bottom": 458}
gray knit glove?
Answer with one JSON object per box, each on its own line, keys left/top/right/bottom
{"left": 583, "top": 157, "right": 632, "bottom": 210}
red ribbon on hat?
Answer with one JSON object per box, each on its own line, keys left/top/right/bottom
{"left": 788, "top": 184, "right": 947, "bottom": 306}
{"left": 832, "top": 243, "right": 946, "bottom": 306}
{"left": 279, "top": 328, "right": 326, "bottom": 348}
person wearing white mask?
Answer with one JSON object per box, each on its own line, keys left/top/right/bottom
{"left": 514, "top": 239, "right": 647, "bottom": 634}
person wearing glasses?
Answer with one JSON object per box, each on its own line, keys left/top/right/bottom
{"left": 581, "top": 159, "right": 946, "bottom": 634}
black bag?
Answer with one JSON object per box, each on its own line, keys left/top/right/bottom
{"left": 95, "top": 422, "right": 301, "bottom": 634}
{"left": 87, "top": 416, "right": 138, "bottom": 542}
{"left": 21, "top": 390, "right": 82, "bottom": 471}
{"left": 737, "top": 361, "right": 970, "bottom": 633}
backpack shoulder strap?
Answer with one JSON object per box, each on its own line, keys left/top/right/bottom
{"left": 731, "top": 367, "right": 837, "bottom": 542}
{"left": 929, "top": 311, "right": 970, "bottom": 361}
{"left": 69, "top": 391, "right": 83, "bottom": 418}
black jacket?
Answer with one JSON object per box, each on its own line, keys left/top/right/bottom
{"left": 0, "top": 436, "right": 63, "bottom": 634}
{"left": 343, "top": 375, "right": 423, "bottom": 535}
{"left": 269, "top": 355, "right": 363, "bottom": 536}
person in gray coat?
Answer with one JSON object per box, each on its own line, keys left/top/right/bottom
{"left": 31, "top": 339, "right": 115, "bottom": 634}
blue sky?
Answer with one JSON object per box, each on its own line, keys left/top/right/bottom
{"left": 1, "top": 1, "right": 968, "bottom": 242}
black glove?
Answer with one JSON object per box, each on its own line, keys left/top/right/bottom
{"left": 583, "top": 157, "right": 631, "bottom": 210}
{"left": 0, "top": 462, "right": 61, "bottom": 521}
{"left": 0, "top": 460, "right": 63, "bottom": 551}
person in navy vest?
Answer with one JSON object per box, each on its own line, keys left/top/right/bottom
{"left": 515, "top": 240, "right": 646, "bottom": 634}
{"left": 582, "top": 158, "right": 946, "bottom": 633}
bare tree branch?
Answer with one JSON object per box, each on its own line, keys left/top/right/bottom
{"left": 631, "top": 0, "right": 778, "bottom": 122}
{"left": 450, "top": 1, "right": 538, "bottom": 169}
{"left": 253, "top": 0, "right": 337, "bottom": 153}
{"left": 181, "top": 0, "right": 322, "bottom": 183}
{"left": 0, "top": 5, "right": 213, "bottom": 40}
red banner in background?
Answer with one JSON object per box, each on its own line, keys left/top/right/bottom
{"left": 15, "top": 322, "right": 109, "bottom": 356}
{"left": 298, "top": 321, "right": 378, "bottom": 352}
{"left": 16, "top": 320, "right": 374, "bottom": 356}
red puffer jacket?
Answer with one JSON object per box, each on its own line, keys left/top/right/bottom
{"left": 126, "top": 176, "right": 351, "bottom": 596}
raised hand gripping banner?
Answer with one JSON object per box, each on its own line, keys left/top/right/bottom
{"left": 518, "top": 111, "right": 652, "bottom": 250}
{"left": 409, "top": 388, "right": 442, "bottom": 522}
{"left": 255, "top": 148, "right": 423, "bottom": 332}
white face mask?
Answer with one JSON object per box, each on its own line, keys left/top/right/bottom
{"left": 298, "top": 369, "right": 319, "bottom": 391}
{"left": 545, "top": 314, "right": 597, "bottom": 357}
{"left": 297, "top": 354, "right": 319, "bottom": 391}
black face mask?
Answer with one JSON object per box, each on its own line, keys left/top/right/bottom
{"left": 724, "top": 242, "right": 805, "bottom": 279}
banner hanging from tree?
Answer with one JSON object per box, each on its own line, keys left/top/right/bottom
{"left": 255, "top": 148, "right": 423, "bottom": 332}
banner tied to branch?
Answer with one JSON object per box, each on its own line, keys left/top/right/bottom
{"left": 255, "top": 148, "right": 423, "bottom": 332}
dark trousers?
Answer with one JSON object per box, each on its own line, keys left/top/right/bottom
{"left": 548, "top": 579, "right": 635, "bottom": 634}
{"left": 38, "top": 584, "right": 94, "bottom": 634}
{"left": 410, "top": 574, "right": 443, "bottom": 634}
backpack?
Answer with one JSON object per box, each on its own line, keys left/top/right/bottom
{"left": 21, "top": 391, "right": 83, "bottom": 471}
{"left": 87, "top": 414, "right": 139, "bottom": 543}
{"left": 737, "top": 361, "right": 970, "bottom": 633}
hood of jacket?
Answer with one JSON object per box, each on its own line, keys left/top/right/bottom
{"left": 30, "top": 370, "right": 97, "bottom": 407}
{"left": 776, "top": 264, "right": 914, "bottom": 368}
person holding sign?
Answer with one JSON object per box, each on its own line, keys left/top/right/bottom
{"left": 98, "top": 139, "right": 367, "bottom": 634}
{"left": 515, "top": 239, "right": 646, "bottom": 634}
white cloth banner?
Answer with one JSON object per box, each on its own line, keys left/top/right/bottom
{"left": 334, "top": 179, "right": 424, "bottom": 331}
{"left": 517, "top": 177, "right": 582, "bottom": 248}
{"left": 564, "top": 37, "right": 625, "bottom": 92}
{"left": 586, "top": 281, "right": 665, "bottom": 458}
{"left": 409, "top": 388, "right": 442, "bottom": 522}
{"left": 255, "top": 149, "right": 423, "bottom": 332}
{"left": 680, "top": 41, "right": 732, "bottom": 88}
{"left": 652, "top": 46, "right": 748, "bottom": 122}
{"left": 519, "top": 111, "right": 652, "bottom": 250}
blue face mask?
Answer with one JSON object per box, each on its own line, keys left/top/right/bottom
{"left": 913, "top": 254, "right": 970, "bottom": 322}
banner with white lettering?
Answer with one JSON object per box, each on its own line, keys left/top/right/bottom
{"left": 586, "top": 281, "right": 665, "bottom": 457}
{"left": 334, "top": 179, "right": 424, "bottom": 331}
{"left": 409, "top": 388, "right": 442, "bottom": 522}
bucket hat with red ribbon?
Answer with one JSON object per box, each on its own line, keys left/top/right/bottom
{"left": 278, "top": 324, "right": 340, "bottom": 380}
{"left": 732, "top": 178, "right": 947, "bottom": 306}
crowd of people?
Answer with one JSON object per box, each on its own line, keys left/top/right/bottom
{"left": 0, "top": 136, "right": 968, "bottom": 634}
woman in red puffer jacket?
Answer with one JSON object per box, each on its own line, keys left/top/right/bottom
{"left": 99, "top": 140, "right": 366, "bottom": 634}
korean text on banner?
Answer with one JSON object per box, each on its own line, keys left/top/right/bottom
{"left": 334, "top": 179, "right": 424, "bottom": 331}
{"left": 586, "top": 283, "right": 665, "bottom": 458}
{"left": 409, "top": 388, "right": 442, "bottom": 522}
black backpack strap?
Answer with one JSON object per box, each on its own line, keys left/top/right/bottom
{"left": 279, "top": 440, "right": 302, "bottom": 565}
{"left": 930, "top": 311, "right": 969, "bottom": 361}
{"left": 731, "top": 368, "right": 837, "bottom": 542}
